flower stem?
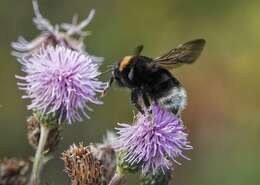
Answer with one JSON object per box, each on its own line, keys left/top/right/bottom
{"left": 108, "top": 171, "right": 126, "bottom": 185}
{"left": 30, "top": 124, "right": 50, "bottom": 185}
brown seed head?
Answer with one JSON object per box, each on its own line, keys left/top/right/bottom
{"left": 61, "top": 143, "right": 102, "bottom": 185}
{"left": 0, "top": 158, "right": 29, "bottom": 185}
{"left": 89, "top": 144, "right": 116, "bottom": 185}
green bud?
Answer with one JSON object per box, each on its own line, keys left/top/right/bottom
{"left": 27, "top": 114, "right": 61, "bottom": 154}
{"left": 35, "top": 111, "right": 59, "bottom": 128}
{"left": 140, "top": 170, "right": 172, "bottom": 185}
{"left": 116, "top": 151, "right": 139, "bottom": 175}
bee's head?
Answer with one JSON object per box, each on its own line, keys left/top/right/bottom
{"left": 101, "top": 45, "right": 143, "bottom": 96}
{"left": 113, "top": 45, "right": 144, "bottom": 84}
{"left": 113, "top": 56, "right": 133, "bottom": 86}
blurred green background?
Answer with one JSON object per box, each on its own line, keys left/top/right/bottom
{"left": 1, "top": 0, "right": 260, "bottom": 184}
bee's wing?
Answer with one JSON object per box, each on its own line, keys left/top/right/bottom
{"left": 153, "top": 39, "right": 206, "bottom": 69}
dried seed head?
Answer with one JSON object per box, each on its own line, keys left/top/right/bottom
{"left": 89, "top": 144, "right": 116, "bottom": 185}
{"left": 0, "top": 158, "right": 29, "bottom": 185}
{"left": 11, "top": 0, "right": 102, "bottom": 63}
{"left": 27, "top": 114, "right": 61, "bottom": 153}
{"left": 90, "top": 131, "right": 117, "bottom": 184}
{"left": 61, "top": 143, "right": 102, "bottom": 185}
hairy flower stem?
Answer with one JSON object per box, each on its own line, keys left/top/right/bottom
{"left": 108, "top": 172, "right": 126, "bottom": 185}
{"left": 30, "top": 124, "right": 50, "bottom": 185}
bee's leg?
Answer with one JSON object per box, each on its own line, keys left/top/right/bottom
{"left": 172, "top": 108, "right": 181, "bottom": 118}
{"left": 141, "top": 91, "right": 151, "bottom": 114}
{"left": 175, "top": 108, "right": 183, "bottom": 118}
{"left": 131, "top": 88, "right": 144, "bottom": 114}
{"left": 101, "top": 76, "right": 114, "bottom": 97}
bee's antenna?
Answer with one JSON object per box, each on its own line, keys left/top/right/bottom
{"left": 134, "top": 45, "right": 144, "bottom": 56}
{"left": 97, "top": 68, "right": 113, "bottom": 77}
{"left": 106, "top": 64, "right": 114, "bottom": 69}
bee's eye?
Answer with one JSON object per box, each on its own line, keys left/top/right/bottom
{"left": 114, "top": 63, "right": 119, "bottom": 70}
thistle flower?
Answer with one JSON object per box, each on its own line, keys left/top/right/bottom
{"left": 115, "top": 103, "right": 192, "bottom": 174}
{"left": 61, "top": 143, "right": 102, "bottom": 185}
{"left": 12, "top": 0, "right": 102, "bottom": 63}
{"left": 16, "top": 46, "right": 106, "bottom": 123}
{"left": 0, "top": 158, "right": 29, "bottom": 185}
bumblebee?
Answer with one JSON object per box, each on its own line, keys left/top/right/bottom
{"left": 103, "top": 39, "right": 206, "bottom": 115}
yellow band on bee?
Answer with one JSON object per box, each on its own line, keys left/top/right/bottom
{"left": 119, "top": 56, "right": 132, "bottom": 71}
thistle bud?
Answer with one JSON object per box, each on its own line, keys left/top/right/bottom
{"left": 27, "top": 114, "right": 61, "bottom": 153}
{"left": 116, "top": 151, "right": 139, "bottom": 175}
{"left": 0, "top": 158, "right": 29, "bottom": 185}
{"left": 140, "top": 170, "right": 172, "bottom": 185}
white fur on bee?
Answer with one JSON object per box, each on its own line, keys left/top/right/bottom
{"left": 158, "top": 87, "right": 187, "bottom": 112}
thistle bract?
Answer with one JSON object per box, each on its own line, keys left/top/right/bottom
{"left": 16, "top": 46, "right": 107, "bottom": 124}
{"left": 115, "top": 104, "right": 192, "bottom": 174}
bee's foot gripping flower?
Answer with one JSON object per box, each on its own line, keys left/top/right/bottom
{"left": 16, "top": 46, "right": 107, "bottom": 124}
{"left": 115, "top": 103, "right": 192, "bottom": 174}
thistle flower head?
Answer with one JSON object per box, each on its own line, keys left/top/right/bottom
{"left": 115, "top": 104, "right": 192, "bottom": 174}
{"left": 11, "top": 0, "right": 102, "bottom": 63}
{"left": 62, "top": 143, "right": 102, "bottom": 185}
{"left": 16, "top": 46, "right": 106, "bottom": 124}
{"left": 0, "top": 158, "right": 29, "bottom": 185}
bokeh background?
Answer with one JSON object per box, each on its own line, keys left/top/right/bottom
{"left": 1, "top": 0, "right": 260, "bottom": 184}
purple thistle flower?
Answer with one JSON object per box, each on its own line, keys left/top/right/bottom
{"left": 115, "top": 104, "right": 192, "bottom": 174}
{"left": 16, "top": 45, "right": 107, "bottom": 124}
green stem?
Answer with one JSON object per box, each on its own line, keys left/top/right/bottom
{"left": 30, "top": 124, "right": 50, "bottom": 185}
{"left": 108, "top": 166, "right": 126, "bottom": 185}
{"left": 108, "top": 173, "right": 126, "bottom": 185}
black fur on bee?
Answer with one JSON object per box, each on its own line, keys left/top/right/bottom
{"left": 103, "top": 39, "right": 205, "bottom": 116}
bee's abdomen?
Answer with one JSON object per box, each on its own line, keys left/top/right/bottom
{"left": 156, "top": 86, "right": 187, "bottom": 115}
{"left": 140, "top": 66, "right": 187, "bottom": 115}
